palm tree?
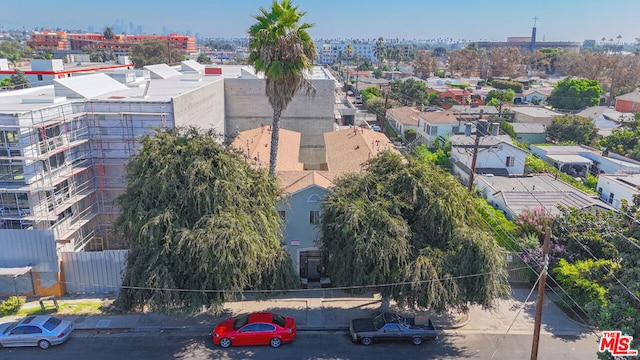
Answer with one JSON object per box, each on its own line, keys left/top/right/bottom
{"left": 248, "top": 0, "right": 317, "bottom": 175}
{"left": 374, "top": 37, "right": 385, "bottom": 69}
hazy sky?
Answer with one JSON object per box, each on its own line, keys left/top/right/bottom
{"left": 2, "top": 0, "right": 639, "bottom": 42}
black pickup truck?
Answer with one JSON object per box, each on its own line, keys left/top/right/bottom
{"left": 350, "top": 312, "right": 438, "bottom": 346}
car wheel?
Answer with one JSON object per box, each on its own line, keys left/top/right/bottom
{"left": 412, "top": 337, "right": 423, "bottom": 346}
{"left": 360, "top": 337, "right": 372, "bottom": 346}
{"left": 219, "top": 338, "right": 232, "bottom": 348}
{"left": 270, "top": 337, "right": 282, "bottom": 348}
{"left": 38, "top": 339, "right": 51, "bottom": 350}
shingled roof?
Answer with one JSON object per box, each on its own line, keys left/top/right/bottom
{"left": 231, "top": 126, "right": 304, "bottom": 171}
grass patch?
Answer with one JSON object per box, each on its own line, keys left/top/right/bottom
{"left": 16, "top": 299, "right": 109, "bottom": 317}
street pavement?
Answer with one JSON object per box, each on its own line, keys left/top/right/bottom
{"left": 1, "top": 286, "right": 593, "bottom": 338}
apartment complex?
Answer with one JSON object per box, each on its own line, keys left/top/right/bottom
{"left": 0, "top": 62, "right": 336, "bottom": 252}
{"left": 27, "top": 30, "right": 196, "bottom": 54}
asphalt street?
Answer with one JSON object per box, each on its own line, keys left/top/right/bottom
{"left": 1, "top": 330, "right": 600, "bottom": 360}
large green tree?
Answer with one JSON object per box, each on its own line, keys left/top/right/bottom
{"left": 319, "top": 152, "right": 509, "bottom": 312}
{"left": 247, "top": 0, "right": 317, "bottom": 175}
{"left": 547, "top": 114, "right": 598, "bottom": 145}
{"left": 547, "top": 77, "right": 602, "bottom": 110}
{"left": 129, "top": 38, "right": 183, "bottom": 68}
{"left": 390, "top": 78, "right": 429, "bottom": 106}
{"left": 0, "top": 40, "right": 35, "bottom": 65}
{"left": 115, "top": 127, "right": 297, "bottom": 313}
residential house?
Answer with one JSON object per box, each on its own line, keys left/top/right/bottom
{"left": 514, "top": 88, "right": 553, "bottom": 105}
{"left": 596, "top": 173, "right": 640, "bottom": 210}
{"left": 416, "top": 110, "right": 465, "bottom": 147}
{"left": 509, "top": 123, "right": 546, "bottom": 145}
{"left": 614, "top": 90, "right": 640, "bottom": 113}
{"left": 432, "top": 88, "right": 472, "bottom": 104}
{"left": 509, "top": 106, "right": 562, "bottom": 126}
{"left": 276, "top": 170, "right": 341, "bottom": 286}
{"left": 576, "top": 106, "right": 627, "bottom": 137}
{"left": 475, "top": 174, "right": 614, "bottom": 220}
{"left": 323, "top": 127, "right": 398, "bottom": 172}
{"left": 451, "top": 133, "right": 527, "bottom": 186}
{"left": 529, "top": 145, "right": 640, "bottom": 178}
{"left": 386, "top": 106, "right": 420, "bottom": 142}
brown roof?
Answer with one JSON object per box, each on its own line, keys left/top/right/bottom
{"left": 323, "top": 127, "right": 399, "bottom": 172}
{"left": 418, "top": 110, "right": 463, "bottom": 124}
{"left": 231, "top": 126, "right": 304, "bottom": 171}
{"left": 387, "top": 106, "right": 420, "bottom": 126}
{"left": 276, "top": 170, "right": 342, "bottom": 194}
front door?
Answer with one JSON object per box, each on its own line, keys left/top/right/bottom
{"left": 300, "top": 250, "right": 321, "bottom": 281}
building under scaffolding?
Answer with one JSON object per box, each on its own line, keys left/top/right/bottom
{"left": 0, "top": 63, "right": 226, "bottom": 252}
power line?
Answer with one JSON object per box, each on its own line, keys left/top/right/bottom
{"left": 15, "top": 266, "right": 531, "bottom": 294}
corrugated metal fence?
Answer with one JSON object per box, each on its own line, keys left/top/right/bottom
{"left": 61, "top": 250, "right": 128, "bottom": 295}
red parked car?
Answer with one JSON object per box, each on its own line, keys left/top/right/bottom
{"left": 212, "top": 312, "right": 296, "bottom": 348}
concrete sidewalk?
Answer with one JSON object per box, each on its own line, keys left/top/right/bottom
{"left": 0, "top": 287, "right": 592, "bottom": 337}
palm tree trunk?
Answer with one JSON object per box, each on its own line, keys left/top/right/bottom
{"left": 269, "top": 107, "right": 283, "bottom": 175}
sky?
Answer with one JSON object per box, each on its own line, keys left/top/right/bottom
{"left": 1, "top": 0, "right": 639, "bottom": 43}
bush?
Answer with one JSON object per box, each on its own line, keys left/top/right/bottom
{"left": 0, "top": 296, "right": 25, "bottom": 316}
{"left": 491, "top": 79, "right": 524, "bottom": 93}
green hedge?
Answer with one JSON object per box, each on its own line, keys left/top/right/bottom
{"left": 491, "top": 79, "right": 524, "bottom": 93}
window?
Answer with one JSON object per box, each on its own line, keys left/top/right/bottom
{"left": 430, "top": 125, "right": 438, "bottom": 136}
{"left": 241, "top": 324, "right": 261, "bottom": 332}
{"left": 382, "top": 324, "right": 402, "bottom": 332}
{"left": 608, "top": 193, "right": 615, "bottom": 204}
{"left": 307, "top": 194, "right": 321, "bottom": 203}
{"left": 43, "top": 317, "right": 62, "bottom": 331}
{"left": 0, "top": 130, "right": 19, "bottom": 147}
{"left": 633, "top": 103, "right": 638, "bottom": 110}
{"left": 37, "top": 74, "right": 43, "bottom": 81}
{"left": 505, "top": 156, "right": 515, "bottom": 167}
{"left": 597, "top": 187, "right": 603, "bottom": 196}
{"left": 309, "top": 210, "right": 320, "bottom": 225}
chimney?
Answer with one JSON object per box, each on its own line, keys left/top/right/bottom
{"left": 477, "top": 119, "right": 489, "bottom": 136}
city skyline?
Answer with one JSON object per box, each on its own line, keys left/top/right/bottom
{"left": 1, "top": 0, "right": 639, "bottom": 43}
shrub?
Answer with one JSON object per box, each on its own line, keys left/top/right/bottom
{"left": 0, "top": 296, "right": 25, "bottom": 316}
{"left": 491, "top": 79, "right": 524, "bottom": 93}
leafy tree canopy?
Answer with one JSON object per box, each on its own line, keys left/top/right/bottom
{"left": 196, "top": 53, "right": 212, "bottom": 64}
{"left": 390, "top": 78, "right": 429, "bottom": 106}
{"left": 319, "top": 152, "right": 509, "bottom": 313}
{"left": 547, "top": 77, "right": 602, "bottom": 110}
{"left": 103, "top": 27, "right": 115, "bottom": 40}
{"left": 0, "top": 40, "right": 35, "bottom": 64}
{"left": 115, "top": 127, "right": 297, "bottom": 313}
{"left": 360, "top": 86, "right": 381, "bottom": 102}
{"left": 547, "top": 114, "right": 598, "bottom": 145}
{"left": 129, "top": 38, "right": 184, "bottom": 68}
{"left": 485, "top": 89, "right": 515, "bottom": 104}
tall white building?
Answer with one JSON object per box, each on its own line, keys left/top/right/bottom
{"left": 316, "top": 40, "right": 378, "bottom": 65}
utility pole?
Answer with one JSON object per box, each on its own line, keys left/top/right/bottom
{"left": 167, "top": 38, "right": 172, "bottom": 64}
{"left": 530, "top": 226, "right": 551, "bottom": 360}
{"left": 381, "top": 88, "right": 390, "bottom": 134}
{"left": 467, "top": 110, "right": 484, "bottom": 193}
{"left": 467, "top": 131, "right": 481, "bottom": 193}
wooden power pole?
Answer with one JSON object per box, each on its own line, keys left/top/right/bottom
{"left": 530, "top": 226, "right": 551, "bottom": 360}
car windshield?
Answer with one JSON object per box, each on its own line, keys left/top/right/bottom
{"left": 3, "top": 322, "right": 18, "bottom": 334}
{"left": 43, "top": 317, "right": 62, "bottom": 331}
{"left": 232, "top": 315, "right": 249, "bottom": 330}
{"left": 272, "top": 314, "right": 286, "bottom": 327}
{"left": 373, "top": 314, "right": 386, "bottom": 330}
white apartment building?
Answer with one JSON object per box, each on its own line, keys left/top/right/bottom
{"left": 316, "top": 40, "right": 377, "bottom": 65}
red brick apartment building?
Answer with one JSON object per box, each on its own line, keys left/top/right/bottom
{"left": 28, "top": 30, "right": 196, "bottom": 54}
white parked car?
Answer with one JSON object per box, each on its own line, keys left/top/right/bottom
{"left": 0, "top": 315, "right": 73, "bottom": 349}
